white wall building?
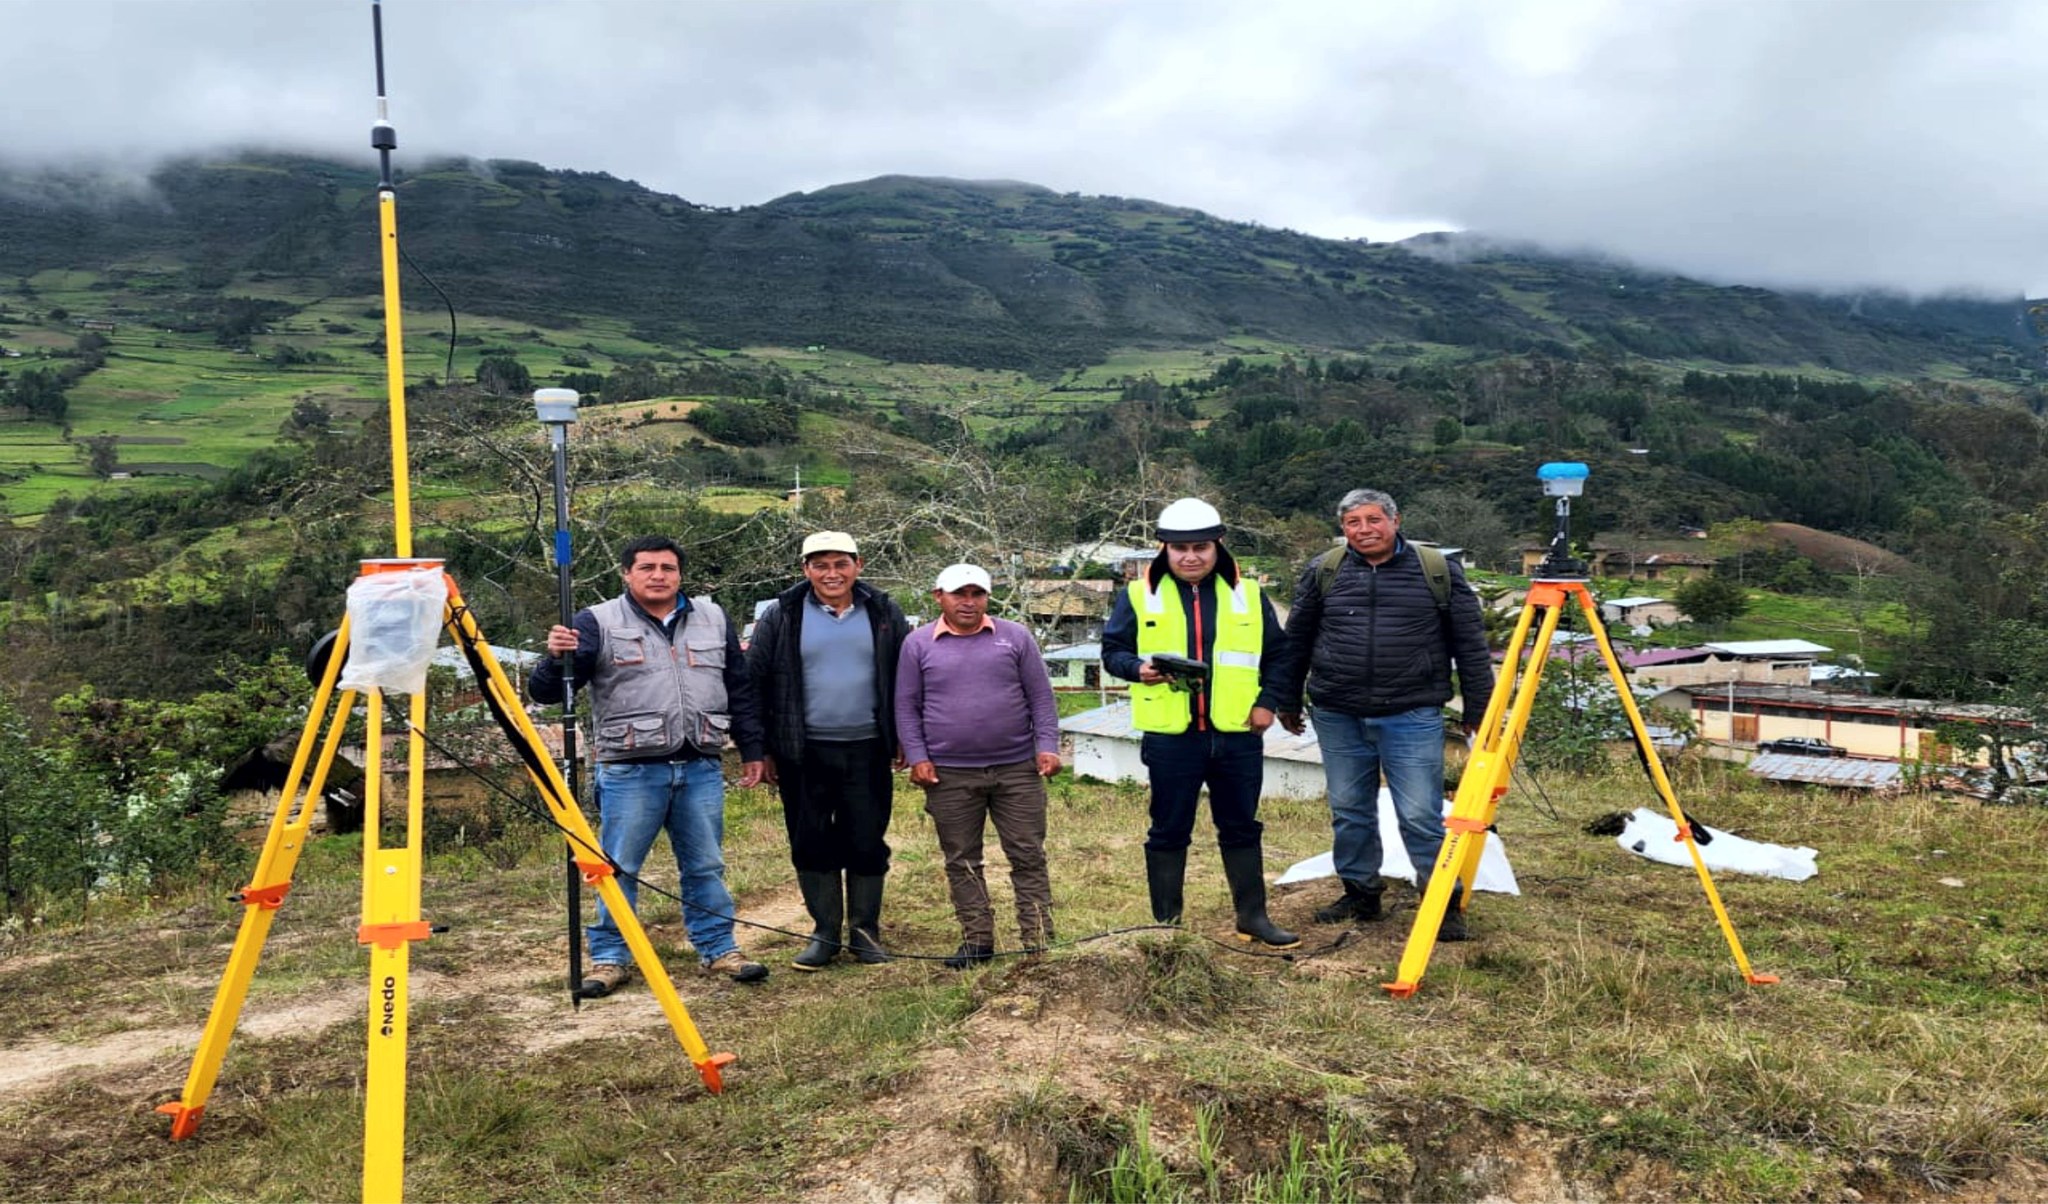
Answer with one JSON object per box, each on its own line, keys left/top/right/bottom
{"left": 1060, "top": 701, "right": 1328, "bottom": 799}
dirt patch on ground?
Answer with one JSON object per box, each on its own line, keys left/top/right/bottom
{"left": 799, "top": 948, "right": 1163, "bottom": 1204}
{"left": 1763, "top": 522, "right": 1909, "bottom": 575}
{"left": 0, "top": 1000, "right": 352, "bottom": 1097}
{"left": 0, "top": 881, "right": 815, "bottom": 1105}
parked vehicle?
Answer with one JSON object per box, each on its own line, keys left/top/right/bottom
{"left": 1759, "top": 737, "right": 1847, "bottom": 757}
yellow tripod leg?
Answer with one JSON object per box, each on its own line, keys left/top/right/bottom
{"left": 1576, "top": 589, "right": 1775, "bottom": 986}
{"left": 1386, "top": 594, "right": 1567, "bottom": 996}
{"left": 1442, "top": 608, "right": 1542, "bottom": 916}
{"left": 443, "top": 585, "right": 735, "bottom": 1091}
{"left": 358, "top": 685, "right": 433, "bottom": 1204}
{"left": 161, "top": 623, "right": 358, "bottom": 1140}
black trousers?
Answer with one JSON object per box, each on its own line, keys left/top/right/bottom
{"left": 779, "top": 737, "right": 893, "bottom": 875}
{"left": 1139, "top": 728, "right": 1265, "bottom": 853}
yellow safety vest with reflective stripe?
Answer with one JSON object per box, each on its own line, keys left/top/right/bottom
{"left": 1127, "top": 575, "right": 1264, "bottom": 734}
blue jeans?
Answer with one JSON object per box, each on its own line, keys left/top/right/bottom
{"left": 1311, "top": 706, "right": 1446, "bottom": 886}
{"left": 589, "top": 757, "right": 738, "bottom": 966}
{"left": 1139, "top": 729, "right": 1265, "bottom": 852}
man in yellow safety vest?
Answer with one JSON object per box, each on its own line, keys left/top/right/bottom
{"left": 1101, "top": 498, "right": 1298, "bottom": 948}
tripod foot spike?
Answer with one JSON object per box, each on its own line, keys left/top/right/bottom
{"left": 695, "top": 1051, "right": 738, "bottom": 1094}
{"left": 157, "top": 1101, "right": 203, "bottom": 1140}
{"left": 1381, "top": 981, "right": 1418, "bottom": 998}
{"left": 1746, "top": 973, "right": 1779, "bottom": 986}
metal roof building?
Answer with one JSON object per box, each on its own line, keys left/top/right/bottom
{"left": 1748, "top": 752, "right": 1906, "bottom": 791}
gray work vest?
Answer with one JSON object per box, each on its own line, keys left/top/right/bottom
{"left": 587, "top": 595, "right": 732, "bottom": 762}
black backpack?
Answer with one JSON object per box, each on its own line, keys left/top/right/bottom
{"left": 1309, "top": 543, "right": 1452, "bottom": 615}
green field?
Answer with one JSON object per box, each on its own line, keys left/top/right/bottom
{"left": 0, "top": 271, "right": 707, "bottom": 519}
{"left": 6, "top": 260, "right": 1301, "bottom": 521}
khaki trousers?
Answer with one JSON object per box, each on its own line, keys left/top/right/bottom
{"left": 921, "top": 760, "right": 1053, "bottom": 946}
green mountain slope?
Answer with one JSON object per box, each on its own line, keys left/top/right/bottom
{"left": 0, "top": 154, "right": 2033, "bottom": 376}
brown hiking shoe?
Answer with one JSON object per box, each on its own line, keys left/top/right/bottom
{"left": 703, "top": 950, "right": 770, "bottom": 984}
{"left": 580, "top": 962, "right": 632, "bottom": 998}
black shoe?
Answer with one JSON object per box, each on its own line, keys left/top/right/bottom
{"left": 1220, "top": 845, "right": 1300, "bottom": 950}
{"left": 845, "top": 873, "right": 892, "bottom": 965}
{"left": 792, "top": 870, "right": 843, "bottom": 972}
{"left": 1144, "top": 848, "right": 1187, "bottom": 924}
{"left": 1429, "top": 878, "right": 1471, "bottom": 942}
{"left": 1312, "top": 879, "right": 1384, "bottom": 924}
{"left": 943, "top": 942, "right": 995, "bottom": 970}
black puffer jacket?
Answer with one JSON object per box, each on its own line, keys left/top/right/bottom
{"left": 1282, "top": 539, "right": 1494, "bottom": 720}
{"left": 745, "top": 579, "right": 911, "bottom": 764}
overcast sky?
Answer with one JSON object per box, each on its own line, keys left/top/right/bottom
{"left": 6, "top": 0, "right": 2043, "bottom": 296}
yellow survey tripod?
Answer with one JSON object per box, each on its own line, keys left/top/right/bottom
{"left": 156, "top": 8, "right": 734, "bottom": 1200}
{"left": 1383, "top": 461, "right": 1778, "bottom": 998}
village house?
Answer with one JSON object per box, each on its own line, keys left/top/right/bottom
{"left": 1540, "top": 638, "right": 1833, "bottom": 691}
{"left": 1017, "top": 577, "right": 1117, "bottom": 644}
{"left": 1060, "top": 701, "right": 1331, "bottom": 799}
{"left": 1042, "top": 640, "right": 1116, "bottom": 698}
{"left": 1600, "top": 595, "right": 1687, "bottom": 630}
{"left": 1047, "top": 540, "right": 1154, "bottom": 581}
{"left": 1650, "top": 681, "right": 2021, "bottom": 765}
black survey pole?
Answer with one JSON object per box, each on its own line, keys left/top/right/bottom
{"left": 534, "top": 389, "right": 585, "bottom": 1004}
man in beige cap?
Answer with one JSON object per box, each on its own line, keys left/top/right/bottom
{"left": 746, "top": 532, "right": 911, "bottom": 970}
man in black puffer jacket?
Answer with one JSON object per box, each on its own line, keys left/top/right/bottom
{"left": 747, "top": 532, "right": 911, "bottom": 970}
{"left": 1278, "top": 489, "right": 1494, "bottom": 940}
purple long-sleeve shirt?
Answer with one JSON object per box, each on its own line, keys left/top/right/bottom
{"left": 894, "top": 617, "right": 1059, "bottom": 767}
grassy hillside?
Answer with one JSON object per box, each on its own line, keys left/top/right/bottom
{"left": 4, "top": 152, "right": 2040, "bottom": 524}
{"left": 1, "top": 765, "right": 2041, "bottom": 1201}
{"left": 3, "top": 154, "right": 2036, "bottom": 377}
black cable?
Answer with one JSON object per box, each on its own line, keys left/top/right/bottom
{"left": 397, "top": 241, "right": 457, "bottom": 388}
{"left": 1509, "top": 758, "right": 1566, "bottom": 824}
{"left": 380, "top": 238, "right": 548, "bottom": 616}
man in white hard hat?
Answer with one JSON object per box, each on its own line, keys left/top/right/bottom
{"left": 1100, "top": 498, "right": 1298, "bottom": 948}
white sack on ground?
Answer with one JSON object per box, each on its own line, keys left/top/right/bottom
{"left": 1616, "top": 807, "right": 1818, "bottom": 881}
{"left": 1276, "top": 787, "right": 1521, "bottom": 895}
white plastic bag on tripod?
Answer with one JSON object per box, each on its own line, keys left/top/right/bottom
{"left": 338, "top": 567, "right": 448, "bottom": 696}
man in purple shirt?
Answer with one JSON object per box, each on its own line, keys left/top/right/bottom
{"left": 895, "top": 563, "right": 1062, "bottom": 969}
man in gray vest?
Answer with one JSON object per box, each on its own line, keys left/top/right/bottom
{"left": 531, "top": 535, "right": 769, "bottom": 992}
{"left": 747, "top": 531, "right": 911, "bottom": 971}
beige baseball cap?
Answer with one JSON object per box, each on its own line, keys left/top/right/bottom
{"left": 800, "top": 531, "right": 860, "bottom": 559}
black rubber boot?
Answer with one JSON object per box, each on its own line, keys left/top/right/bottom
{"left": 845, "top": 873, "right": 891, "bottom": 964}
{"left": 1430, "top": 878, "right": 1470, "bottom": 942}
{"left": 1312, "top": 878, "right": 1384, "bottom": 924}
{"left": 1144, "top": 848, "right": 1187, "bottom": 924}
{"left": 1220, "top": 845, "right": 1300, "bottom": 949}
{"left": 792, "top": 870, "right": 843, "bottom": 971}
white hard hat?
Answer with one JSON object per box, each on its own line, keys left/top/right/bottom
{"left": 1154, "top": 497, "right": 1225, "bottom": 542}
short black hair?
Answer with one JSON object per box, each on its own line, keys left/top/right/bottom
{"left": 618, "top": 535, "right": 686, "bottom": 571}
